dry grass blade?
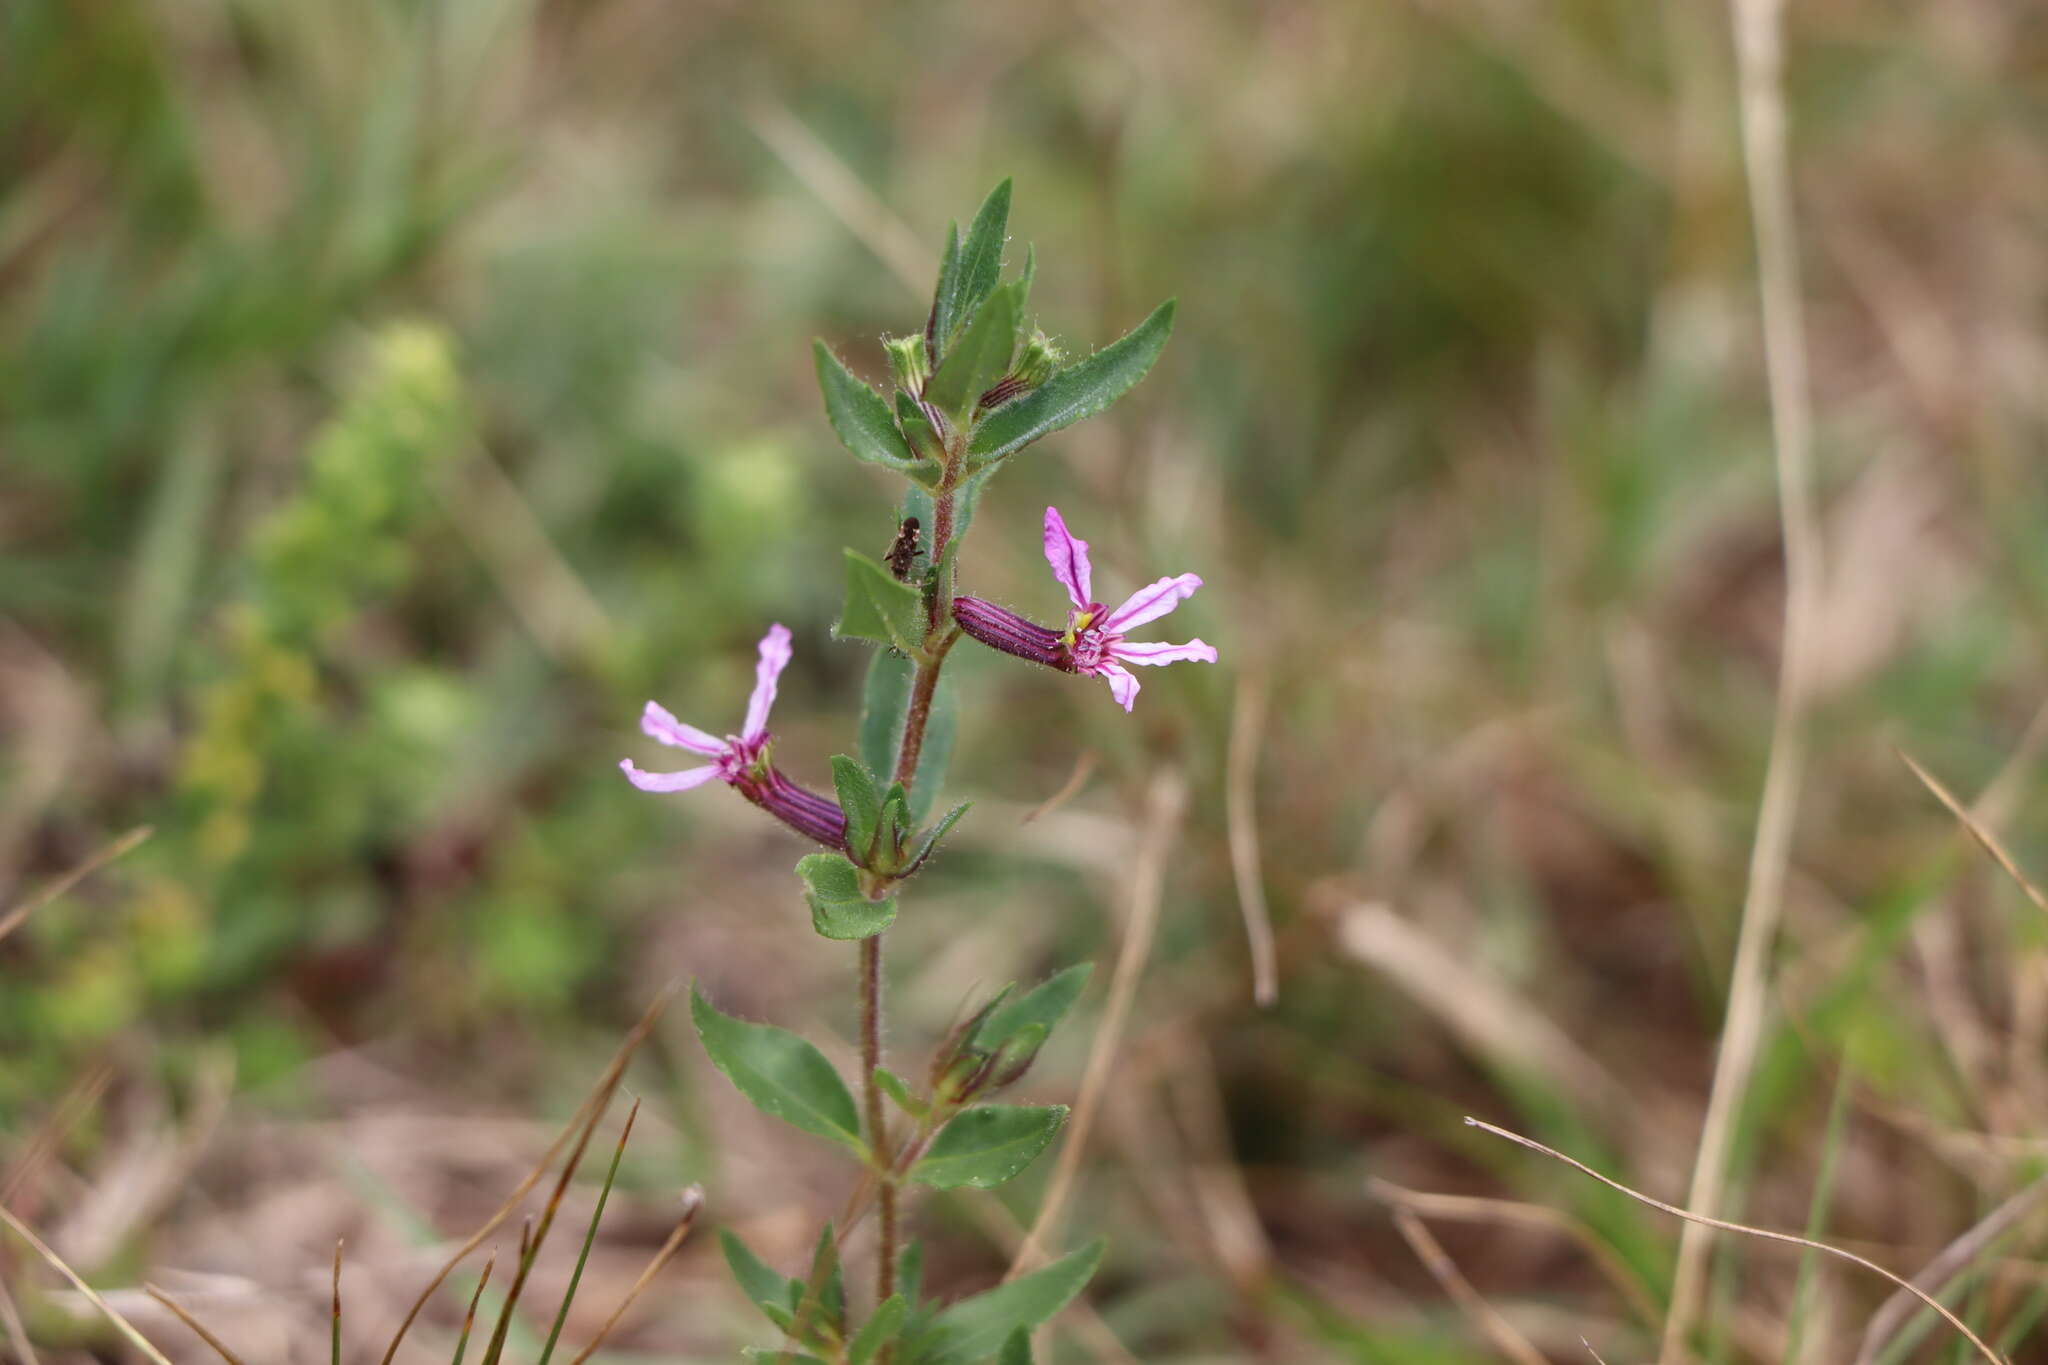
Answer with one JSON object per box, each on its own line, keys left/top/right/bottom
{"left": 1899, "top": 749, "right": 2048, "bottom": 916}
{"left": 1007, "top": 769, "right": 1187, "bottom": 1279}
{"left": 0, "top": 1204, "right": 175, "bottom": 1365}
{"left": 0, "top": 824, "right": 151, "bottom": 945}
{"left": 1465, "top": 1117, "right": 2009, "bottom": 1365}
{"left": 144, "top": 1283, "right": 249, "bottom": 1365}
{"left": 1851, "top": 1176, "right": 2048, "bottom": 1365}
{"left": 1368, "top": 1179, "right": 1660, "bottom": 1329}
{"left": 0, "top": 1061, "right": 114, "bottom": 1207}
{"left": 1389, "top": 1206, "right": 1547, "bottom": 1365}
{"left": 564, "top": 1185, "right": 704, "bottom": 1365}
{"left": 377, "top": 987, "right": 673, "bottom": 1365}
{"left": 1663, "top": 0, "right": 1825, "bottom": 1352}
{"left": 1226, "top": 671, "right": 1278, "bottom": 1007}
{"left": 0, "top": 1272, "right": 40, "bottom": 1365}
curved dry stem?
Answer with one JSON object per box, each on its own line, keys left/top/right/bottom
{"left": 143, "top": 1284, "right": 248, "bottom": 1365}
{"left": 1389, "top": 1207, "right": 1547, "bottom": 1365}
{"left": 1466, "top": 1117, "right": 2009, "bottom": 1365}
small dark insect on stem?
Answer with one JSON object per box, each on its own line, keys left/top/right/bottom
{"left": 885, "top": 517, "right": 923, "bottom": 581}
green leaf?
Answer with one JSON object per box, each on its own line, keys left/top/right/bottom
{"left": 926, "top": 222, "right": 962, "bottom": 357}
{"left": 895, "top": 392, "right": 946, "bottom": 474}
{"left": 925, "top": 281, "right": 1018, "bottom": 420}
{"left": 911, "top": 1105, "right": 1068, "bottom": 1190}
{"left": 909, "top": 802, "right": 971, "bottom": 873}
{"left": 692, "top": 986, "right": 864, "bottom": 1151}
{"left": 855, "top": 613, "right": 958, "bottom": 823}
{"left": 859, "top": 649, "right": 913, "bottom": 782}
{"left": 742, "top": 1352, "right": 825, "bottom": 1364}
{"left": 908, "top": 1241, "right": 1105, "bottom": 1365}
{"left": 848, "top": 1296, "right": 909, "bottom": 1365}
{"left": 837, "top": 549, "right": 925, "bottom": 653}
{"left": 968, "top": 300, "right": 1175, "bottom": 469}
{"left": 721, "top": 1228, "right": 801, "bottom": 1321}
{"left": 931, "top": 179, "right": 1011, "bottom": 354}
{"left": 998, "top": 1329, "right": 1034, "bottom": 1365}
{"left": 874, "top": 1066, "right": 927, "bottom": 1120}
{"left": 797, "top": 1223, "right": 847, "bottom": 1343}
{"left": 798, "top": 852, "right": 896, "bottom": 941}
{"left": 976, "top": 964, "right": 1092, "bottom": 1053}
{"left": 896, "top": 1239, "right": 925, "bottom": 1311}
{"left": 955, "top": 179, "right": 1013, "bottom": 324}
{"left": 814, "top": 342, "right": 919, "bottom": 472}
{"left": 831, "top": 755, "right": 881, "bottom": 862}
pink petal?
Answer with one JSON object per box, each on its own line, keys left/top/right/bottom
{"left": 1102, "top": 665, "right": 1141, "bottom": 712}
{"left": 1101, "top": 574, "right": 1202, "bottom": 633}
{"left": 620, "top": 758, "right": 722, "bottom": 793}
{"left": 641, "top": 701, "right": 726, "bottom": 756}
{"left": 743, "top": 622, "right": 794, "bottom": 741}
{"left": 1042, "top": 506, "right": 1093, "bottom": 610}
{"left": 1113, "top": 638, "right": 1218, "bottom": 667}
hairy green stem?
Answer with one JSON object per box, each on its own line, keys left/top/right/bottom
{"left": 859, "top": 448, "right": 965, "bottom": 1318}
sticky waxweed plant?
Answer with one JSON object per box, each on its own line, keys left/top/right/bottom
{"left": 620, "top": 180, "right": 1212, "bottom": 1363}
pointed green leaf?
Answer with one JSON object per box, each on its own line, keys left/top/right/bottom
{"left": 721, "top": 1228, "right": 802, "bottom": 1320}
{"left": 795, "top": 1222, "right": 847, "bottom": 1344}
{"left": 909, "top": 1241, "right": 1104, "bottom": 1365}
{"left": 874, "top": 1067, "right": 928, "bottom": 1121}
{"left": 692, "top": 986, "right": 864, "bottom": 1151}
{"left": 954, "top": 179, "right": 1013, "bottom": 326}
{"left": 911, "top": 1104, "right": 1068, "bottom": 1190}
{"left": 815, "top": 342, "right": 919, "bottom": 472}
{"left": 1012, "top": 245, "right": 1035, "bottom": 344}
{"left": 976, "top": 964, "right": 1092, "bottom": 1053}
{"left": 926, "top": 222, "right": 962, "bottom": 358}
{"left": 831, "top": 755, "right": 881, "bottom": 862}
{"left": 931, "top": 180, "right": 1011, "bottom": 354}
{"left": 998, "top": 1329, "right": 1033, "bottom": 1365}
{"left": 742, "top": 1352, "right": 824, "bottom": 1364}
{"left": 848, "top": 1296, "right": 909, "bottom": 1365}
{"left": 968, "top": 300, "right": 1175, "bottom": 470}
{"left": 837, "top": 549, "right": 925, "bottom": 653}
{"left": 926, "top": 282, "right": 1019, "bottom": 420}
{"left": 798, "top": 852, "right": 896, "bottom": 941}
{"left": 908, "top": 802, "right": 971, "bottom": 874}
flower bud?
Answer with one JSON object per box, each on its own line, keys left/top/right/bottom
{"left": 884, "top": 334, "right": 928, "bottom": 394}
{"left": 1012, "top": 330, "right": 1064, "bottom": 388}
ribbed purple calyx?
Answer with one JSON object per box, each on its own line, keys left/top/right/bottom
{"left": 735, "top": 767, "right": 849, "bottom": 853}
{"left": 952, "top": 596, "right": 1072, "bottom": 671}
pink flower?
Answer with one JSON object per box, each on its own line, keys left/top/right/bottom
{"left": 953, "top": 507, "right": 1216, "bottom": 712}
{"left": 620, "top": 624, "right": 847, "bottom": 850}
